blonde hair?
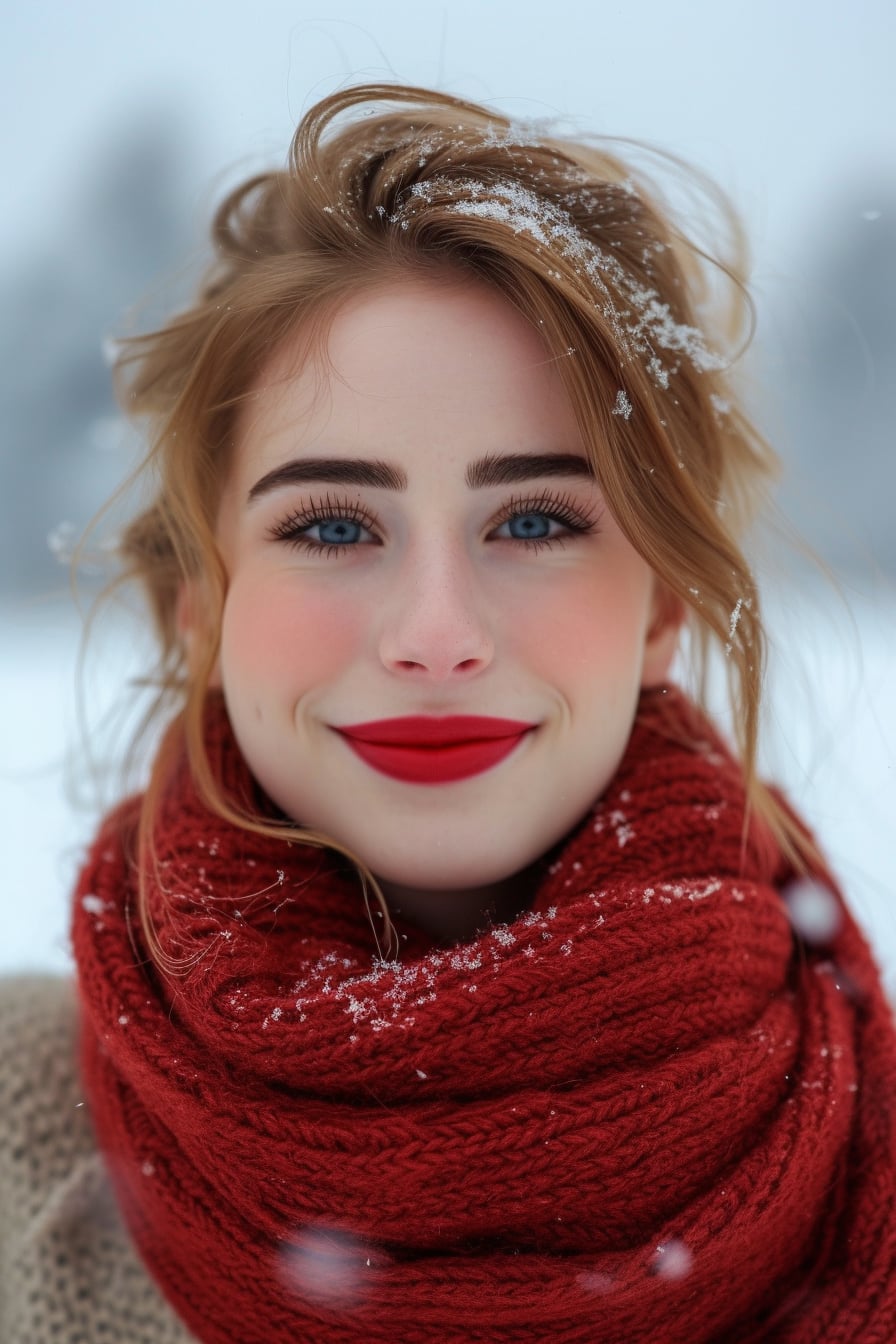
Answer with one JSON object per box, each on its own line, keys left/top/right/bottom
{"left": 99, "top": 83, "right": 814, "bottom": 973}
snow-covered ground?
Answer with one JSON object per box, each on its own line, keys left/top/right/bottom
{"left": 1, "top": 581, "right": 894, "bottom": 995}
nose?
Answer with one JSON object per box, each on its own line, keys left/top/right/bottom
{"left": 377, "top": 540, "right": 495, "bottom": 681}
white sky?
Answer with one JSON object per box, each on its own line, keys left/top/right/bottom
{"left": 4, "top": 1, "right": 894, "bottom": 284}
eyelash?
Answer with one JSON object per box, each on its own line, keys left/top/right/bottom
{"left": 267, "top": 490, "right": 600, "bottom": 558}
{"left": 267, "top": 492, "right": 379, "bottom": 560}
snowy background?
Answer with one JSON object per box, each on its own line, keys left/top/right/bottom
{"left": 1, "top": 2, "right": 894, "bottom": 987}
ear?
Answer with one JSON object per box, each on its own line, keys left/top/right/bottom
{"left": 641, "top": 582, "right": 685, "bottom": 688}
{"left": 176, "top": 578, "right": 221, "bottom": 689}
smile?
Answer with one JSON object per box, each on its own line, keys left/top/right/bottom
{"left": 333, "top": 716, "right": 537, "bottom": 785}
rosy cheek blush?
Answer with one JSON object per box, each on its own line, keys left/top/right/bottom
{"left": 499, "top": 580, "right": 620, "bottom": 673}
{"left": 221, "top": 581, "right": 364, "bottom": 691}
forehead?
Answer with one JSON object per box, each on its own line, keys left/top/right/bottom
{"left": 320, "top": 276, "right": 551, "bottom": 384}
{"left": 234, "top": 276, "right": 578, "bottom": 459}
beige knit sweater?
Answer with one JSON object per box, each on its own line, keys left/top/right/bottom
{"left": 0, "top": 975, "right": 197, "bottom": 1343}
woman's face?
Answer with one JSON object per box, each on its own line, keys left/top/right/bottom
{"left": 211, "top": 276, "right": 679, "bottom": 904}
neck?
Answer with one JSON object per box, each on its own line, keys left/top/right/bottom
{"left": 377, "top": 864, "right": 543, "bottom": 946}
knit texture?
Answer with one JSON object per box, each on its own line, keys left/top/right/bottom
{"left": 0, "top": 975, "right": 197, "bottom": 1343}
{"left": 71, "top": 687, "right": 896, "bottom": 1343}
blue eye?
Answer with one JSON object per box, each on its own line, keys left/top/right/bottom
{"left": 489, "top": 493, "right": 599, "bottom": 552}
{"left": 269, "top": 490, "right": 599, "bottom": 557}
{"left": 503, "top": 512, "right": 554, "bottom": 540}
{"left": 314, "top": 518, "right": 366, "bottom": 545}
{"left": 268, "top": 497, "right": 378, "bottom": 555}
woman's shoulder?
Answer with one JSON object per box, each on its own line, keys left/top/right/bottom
{"left": 0, "top": 971, "right": 80, "bottom": 1070}
{"left": 0, "top": 974, "right": 85, "bottom": 1187}
{"left": 0, "top": 973, "right": 195, "bottom": 1343}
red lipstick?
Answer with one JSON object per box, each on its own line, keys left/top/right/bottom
{"left": 334, "top": 716, "right": 535, "bottom": 785}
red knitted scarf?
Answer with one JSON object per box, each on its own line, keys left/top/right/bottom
{"left": 72, "top": 689, "right": 896, "bottom": 1343}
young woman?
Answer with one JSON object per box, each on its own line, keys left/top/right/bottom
{"left": 2, "top": 83, "right": 894, "bottom": 1343}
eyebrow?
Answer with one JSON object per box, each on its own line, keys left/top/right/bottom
{"left": 247, "top": 452, "right": 595, "bottom": 502}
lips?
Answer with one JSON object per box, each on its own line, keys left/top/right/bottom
{"left": 334, "top": 716, "right": 536, "bottom": 784}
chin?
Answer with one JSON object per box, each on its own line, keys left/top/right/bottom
{"left": 370, "top": 850, "right": 535, "bottom": 894}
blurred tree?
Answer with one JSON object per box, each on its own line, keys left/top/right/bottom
{"left": 765, "top": 183, "right": 896, "bottom": 575}
{"left": 0, "top": 104, "right": 199, "bottom": 598}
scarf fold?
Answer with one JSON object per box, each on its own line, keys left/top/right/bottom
{"left": 72, "top": 688, "right": 896, "bottom": 1343}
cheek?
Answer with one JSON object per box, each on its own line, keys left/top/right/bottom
{"left": 500, "top": 569, "right": 650, "bottom": 687}
{"left": 219, "top": 573, "right": 364, "bottom": 699}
